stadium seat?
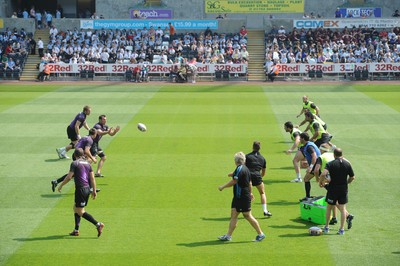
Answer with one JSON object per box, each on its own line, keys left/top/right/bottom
{"left": 354, "top": 70, "right": 362, "bottom": 81}
{"left": 222, "top": 70, "right": 230, "bottom": 80}
{"left": 87, "top": 70, "right": 95, "bottom": 80}
{"left": 125, "top": 70, "right": 133, "bottom": 81}
{"left": 12, "top": 69, "right": 20, "bottom": 80}
{"left": 80, "top": 70, "right": 87, "bottom": 79}
{"left": 5, "top": 69, "right": 13, "bottom": 79}
{"left": 215, "top": 70, "right": 222, "bottom": 80}
{"left": 362, "top": 70, "right": 369, "bottom": 80}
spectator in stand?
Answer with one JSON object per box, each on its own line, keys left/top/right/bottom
{"left": 335, "top": 8, "right": 342, "bottom": 18}
{"left": 240, "top": 47, "right": 249, "bottom": 61}
{"left": 100, "top": 49, "right": 109, "bottom": 63}
{"left": 22, "top": 8, "right": 29, "bottom": 18}
{"left": 168, "top": 22, "right": 175, "bottom": 38}
{"left": 393, "top": 10, "right": 400, "bottom": 17}
{"left": 91, "top": 12, "right": 100, "bottom": 19}
{"left": 56, "top": 9, "right": 61, "bottom": 19}
{"left": 37, "top": 37, "right": 44, "bottom": 57}
{"left": 5, "top": 43, "right": 13, "bottom": 55}
{"left": 240, "top": 26, "right": 248, "bottom": 39}
{"left": 46, "top": 11, "right": 53, "bottom": 28}
{"left": 278, "top": 26, "right": 286, "bottom": 35}
{"left": 50, "top": 25, "right": 58, "bottom": 37}
{"left": 30, "top": 6, "right": 36, "bottom": 18}
{"left": 346, "top": 10, "right": 354, "bottom": 18}
{"left": 6, "top": 57, "right": 17, "bottom": 70}
{"left": 36, "top": 11, "right": 42, "bottom": 29}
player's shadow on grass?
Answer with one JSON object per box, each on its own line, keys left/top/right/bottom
{"left": 268, "top": 200, "right": 298, "bottom": 206}
{"left": 44, "top": 159, "right": 63, "bottom": 163}
{"left": 201, "top": 217, "right": 237, "bottom": 222}
{"left": 264, "top": 178, "right": 295, "bottom": 184}
{"left": 177, "top": 240, "right": 251, "bottom": 247}
{"left": 41, "top": 193, "right": 65, "bottom": 198}
{"left": 279, "top": 233, "right": 310, "bottom": 238}
{"left": 14, "top": 235, "right": 68, "bottom": 241}
{"left": 269, "top": 166, "right": 295, "bottom": 170}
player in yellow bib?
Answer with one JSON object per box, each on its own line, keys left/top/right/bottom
{"left": 284, "top": 121, "right": 308, "bottom": 182}
{"left": 296, "top": 95, "right": 319, "bottom": 118}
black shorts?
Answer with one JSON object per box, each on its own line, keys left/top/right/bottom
{"left": 325, "top": 186, "right": 348, "bottom": 205}
{"left": 311, "top": 163, "right": 317, "bottom": 173}
{"left": 75, "top": 186, "right": 91, "bottom": 208}
{"left": 231, "top": 197, "right": 251, "bottom": 213}
{"left": 67, "top": 126, "right": 79, "bottom": 142}
{"left": 250, "top": 175, "right": 263, "bottom": 186}
{"left": 90, "top": 142, "right": 105, "bottom": 157}
{"left": 315, "top": 133, "right": 331, "bottom": 147}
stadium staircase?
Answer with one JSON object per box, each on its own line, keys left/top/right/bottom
{"left": 20, "top": 29, "right": 49, "bottom": 81}
{"left": 246, "top": 30, "right": 265, "bottom": 81}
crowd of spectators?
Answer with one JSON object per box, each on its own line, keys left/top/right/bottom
{"left": 38, "top": 25, "right": 250, "bottom": 68}
{"left": 264, "top": 25, "right": 400, "bottom": 66}
{"left": 0, "top": 28, "right": 30, "bottom": 73}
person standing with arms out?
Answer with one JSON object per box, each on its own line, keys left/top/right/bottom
{"left": 298, "top": 132, "right": 320, "bottom": 201}
{"left": 284, "top": 121, "right": 308, "bottom": 182}
{"left": 319, "top": 148, "right": 355, "bottom": 235}
{"left": 296, "top": 95, "right": 320, "bottom": 118}
{"left": 56, "top": 106, "right": 91, "bottom": 159}
{"left": 91, "top": 115, "right": 120, "bottom": 177}
{"left": 246, "top": 141, "right": 272, "bottom": 217}
{"left": 57, "top": 148, "right": 104, "bottom": 237}
{"left": 218, "top": 152, "right": 266, "bottom": 242}
{"left": 52, "top": 128, "right": 98, "bottom": 191}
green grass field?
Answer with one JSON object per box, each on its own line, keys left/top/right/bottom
{"left": 0, "top": 82, "right": 399, "bottom": 266}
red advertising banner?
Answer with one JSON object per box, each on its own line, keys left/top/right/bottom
{"left": 47, "top": 63, "right": 248, "bottom": 74}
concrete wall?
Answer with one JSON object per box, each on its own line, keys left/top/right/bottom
{"left": 1, "top": 18, "right": 36, "bottom": 33}
{"left": 1, "top": 0, "right": 399, "bottom": 19}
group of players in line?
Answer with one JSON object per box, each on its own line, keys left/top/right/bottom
{"left": 283, "top": 95, "right": 354, "bottom": 233}
{"left": 51, "top": 105, "right": 120, "bottom": 237}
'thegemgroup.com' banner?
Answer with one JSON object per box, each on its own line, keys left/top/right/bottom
{"left": 205, "top": 0, "right": 304, "bottom": 13}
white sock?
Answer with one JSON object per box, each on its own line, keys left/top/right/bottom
{"left": 297, "top": 173, "right": 301, "bottom": 178}
{"left": 262, "top": 204, "right": 267, "bottom": 213}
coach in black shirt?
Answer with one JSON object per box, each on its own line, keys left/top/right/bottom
{"left": 320, "top": 148, "right": 355, "bottom": 235}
